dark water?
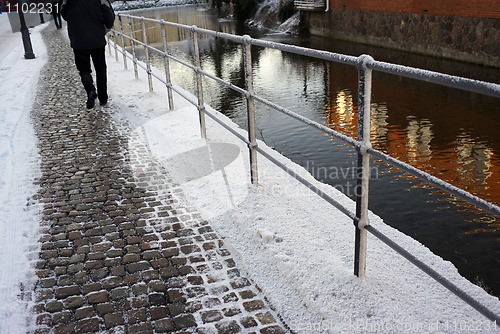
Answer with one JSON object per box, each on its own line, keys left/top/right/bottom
{"left": 119, "top": 5, "right": 500, "bottom": 297}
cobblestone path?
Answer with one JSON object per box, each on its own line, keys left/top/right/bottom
{"left": 30, "top": 26, "right": 288, "bottom": 334}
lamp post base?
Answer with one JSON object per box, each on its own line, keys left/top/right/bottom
{"left": 19, "top": 10, "right": 35, "bottom": 59}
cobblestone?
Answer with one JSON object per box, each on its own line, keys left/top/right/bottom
{"left": 30, "top": 25, "right": 288, "bottom": 333}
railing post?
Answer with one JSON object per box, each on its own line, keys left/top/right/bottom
{"left": 353, "top": 54, "right": 373, "bottom": 278}
{"left": 112, "top": 29, "right": 119, "bottom": 62}
{"left": 242, "top": 35, "right": 258, "bottom": 185}
{"left": 192, "top": 26, "right": 207, "bottom": 139}
{"left": 118, "top": 15, "right": 128, "bottom": 70}
{"left": 161, "top": 20, "right": 174, "bottom": 110}
{"left": 107, "top": 35, "right": 112, "bottom": 55}
{"left": 128, "top": 15, "right": 139, "bottom": 80}
{"left": 142, "top": 18, "right": 153, "bottom": 92}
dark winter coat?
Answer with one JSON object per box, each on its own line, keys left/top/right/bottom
{"left": 61, "top": 0, "right": 115, "bottom": 50}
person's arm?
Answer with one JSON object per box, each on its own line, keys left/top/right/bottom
{"left": 100, "top": 0, "right": 114, "bottom": 29}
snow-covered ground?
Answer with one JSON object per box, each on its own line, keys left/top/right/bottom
{"left": 1, "top": 11, "right": 500, "bottom": 334}
{"left": 113, "top": 0, "right": 204, "bottom": 11}
{"left": 108, "top": 45, "right": 500, "bottom": 333}
{"left": 0, "top": 14, "right": 47, "bottom": 333}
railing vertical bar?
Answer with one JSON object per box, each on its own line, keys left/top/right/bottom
{"left": 160, "top": 20, "right": 174, "bottom": 110}
{"left": 128, "top": 15, "right": 139, "bottom": 79}
{"left": 192, "top": 26, "right": 207, "bottom": 139}
{"left": 112, "top": 29, "right": 119, "bottom": 62}
{"left": 118, "top": 15, "right": 128, "bottom": 70}
{"left": 107, "top": 35, "right": 112, "bottom": 55}
{"left": 141, "top": 18, "right": 153, "bottom": 92}
{"left": 353, "top": 55, "right": 374, "bottom": 278}
{"left": 242, "top": 35, "right": 259, "bottom": 185}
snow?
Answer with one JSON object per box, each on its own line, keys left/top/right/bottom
{"left": 106, "top": 43, "right": 500, "bottom": 332}
{"left": 1, "top": 11, "right": 500, "bottom": 334}
{"left": 0, "top": 14, "right": 47, "bottom": 333}
{"left": 246, "top": 0, "right": 302, "bottom": 34}
{"left": 113, "top": 0, "right": 204, "bottom": 11}
{"left": 277, "top": 12, "right": 301, "bottom": 33}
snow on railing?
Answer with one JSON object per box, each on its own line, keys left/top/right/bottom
{"left": 107, "top": 14, "right": 500, "bottom": 325}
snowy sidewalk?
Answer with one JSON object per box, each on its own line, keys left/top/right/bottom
{"left": 29, "top": 26, "right": 287, "bottom": 334}
{"left": 2, "top": 16, "right": 500, "bottom": 334}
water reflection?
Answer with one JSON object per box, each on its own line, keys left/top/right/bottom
{"left": 116, "top": 6, "right": 237, "bottom": 47}
{"left": 115, "top": 5, "right": 500, "bottom": 297}
{"left": 370, "top": 103, "right": 389, "bottom": 147}
{"left": 455, "top": 134, "right": 493, "bottom": 187}
{"left": 325, "top": 89, "right": 356, "bottom": 135}
{"left": 406, "top": 116, "right": 433, "bottom": 165}
{"left": 319, "top": 78, "right": 498, "bottom": 209}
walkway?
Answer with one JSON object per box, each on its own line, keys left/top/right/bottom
{"left": 31, "top": 25, "right": 288, "bottom": 334}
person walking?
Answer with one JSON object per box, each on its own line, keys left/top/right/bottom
{"left": 61, "top": 0, "right": 115, "bottom": 109}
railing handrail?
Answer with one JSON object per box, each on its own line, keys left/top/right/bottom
{"left": 113, "top": 14, "right": 500, "bottom": 218}
{"left": 124, "top": 14, "right": 500, "bottom": 99}
{"left": 109, "top": 13, "right": 500, "bottom": 325}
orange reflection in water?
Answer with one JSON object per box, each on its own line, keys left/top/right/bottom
{"left": 324, "top": 82, "right": 500, "bottom": 228}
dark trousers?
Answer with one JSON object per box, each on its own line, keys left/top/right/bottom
{"left": 52, "top": 12, "right": 62, "bottom": 29}
{"left": 73, "top": 48, "right": 108, "bottom": 103}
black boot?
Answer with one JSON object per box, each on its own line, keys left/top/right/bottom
{"left": 99, "top": 97, "right": 108, "bottom": 106}
{"left": 80, "top": 71, "right": 97, "bottom": 109}
{"left": 98, "top": 92, "right": 108, "bottom": 106}
{"left": 86, "top": 90, "right": 97, "bottom": 109}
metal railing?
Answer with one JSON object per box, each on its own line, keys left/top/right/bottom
{"left": 108, "top": 13, "right": 500, "bottom": 325}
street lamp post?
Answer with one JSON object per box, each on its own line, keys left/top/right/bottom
{"left": 18, "top": 0, "right": 35, "bottom": 59}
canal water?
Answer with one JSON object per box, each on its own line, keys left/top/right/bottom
{"left": 117, "top": 5, "right": 500, "bottom": 298}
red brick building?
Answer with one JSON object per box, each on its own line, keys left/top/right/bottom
{"left": 328, "top": 0, "right": 500, "bottom": 19}
{"left": 304, "top": 0, "right": 500, "bottom": 67}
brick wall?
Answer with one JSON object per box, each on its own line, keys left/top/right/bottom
{"left": 329, "top": 0, "right": 500, "bottom": 19}
{"left": 308, "top": 8, "right": 500, "bottom": 67}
